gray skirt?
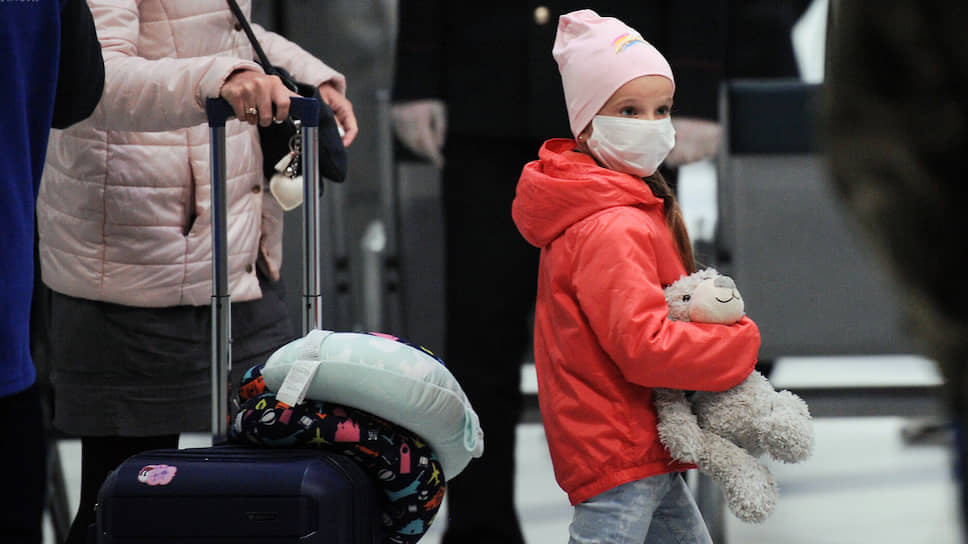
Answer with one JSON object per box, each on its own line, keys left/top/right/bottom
{"left": 49, "top": 273, "right": 297, "bottom": 437}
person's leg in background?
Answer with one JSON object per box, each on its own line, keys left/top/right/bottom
{"left": 0, "top": 384, "right": 47, "bottom": 544}
{"left": 439, "top": 136, "right": 539, "bottom": 544}
{"left": 1, "top": 244, "right": 54, "bottom": 544}
{"left": 64, "top": 434, "right": 178, "bottom": 544}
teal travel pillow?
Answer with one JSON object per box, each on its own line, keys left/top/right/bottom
{"left": 261, "top": 329, "right": 483, "bottom": 481}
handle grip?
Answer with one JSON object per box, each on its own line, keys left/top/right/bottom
{"left": 206, "top": 96, "right": 321, "bottom": 127}
{"left": 205, "top": 97, "right": 235, "bottom": 127}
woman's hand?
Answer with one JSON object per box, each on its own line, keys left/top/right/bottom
{"left": 319, "top": 82, "right": 358, "bottom": 146}
{"left": 390, "top": 99, "right": 447, "bottom": 167}
{"left": 220, "top": 69, "right": 297, "bottom": 127}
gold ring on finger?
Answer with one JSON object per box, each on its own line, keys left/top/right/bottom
{"left": 245, "top": 106, "right": 258, "bottom": 117}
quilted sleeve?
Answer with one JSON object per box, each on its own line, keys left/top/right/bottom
{"left": 572, "top": 213, "right": 760, "bottom": 392}
{"left": 84, "top": 0, "right": 262, "bottom": 131}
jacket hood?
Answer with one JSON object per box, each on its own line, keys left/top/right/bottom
{"left": 512, "top": 138, "right": 663, "bottom": 248}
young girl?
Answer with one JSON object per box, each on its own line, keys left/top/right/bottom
{"left": 511, "top": 10, "right": 761, "bottom": 544}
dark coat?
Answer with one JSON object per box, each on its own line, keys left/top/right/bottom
{"left": 825, "top": 3, "right": 968, "bottom": 531}
{"left": 392, "top": 1, "right": 807, "bottom": 141}
{"left": 0, "top": 0, "right": 103, "bottom": 398}
{"left": 52, "top": 0, "right": 105, "bottom": 129}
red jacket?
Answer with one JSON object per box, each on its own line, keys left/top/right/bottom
{"left": 512, "top": 139, "right": 760, "bottom": 505}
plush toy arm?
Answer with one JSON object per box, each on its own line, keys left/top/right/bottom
{"left": 696, "top": 428, "right": 779, "bottom": 523}
{"left": 653, "top": 388, "right": 705, "bottom": 463}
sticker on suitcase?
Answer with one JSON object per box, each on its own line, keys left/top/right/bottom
{"left": 137, "top": 464, "right": 178, "bottom": 486}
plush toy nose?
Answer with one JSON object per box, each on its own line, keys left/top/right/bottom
{"left": 713, "top": 276, "right": 736, "bottom": 290}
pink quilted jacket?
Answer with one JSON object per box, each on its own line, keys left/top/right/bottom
{"left": 37, "top": 0, "right": 345, "bottom": 307}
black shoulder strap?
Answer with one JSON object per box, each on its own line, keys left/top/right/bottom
{"left": 225, "top": 0, "right": 277, "bottom": 77}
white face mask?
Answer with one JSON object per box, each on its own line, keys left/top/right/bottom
{"left": 586, "top": 115, "right": 676, "bottom": 177}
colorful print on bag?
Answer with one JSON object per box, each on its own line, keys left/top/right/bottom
{"left": 230, "top": 364, "right": 444, "bottom": 544}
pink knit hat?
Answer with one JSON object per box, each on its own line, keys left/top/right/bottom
{"left": 553, "top": 9, "right": 675, "bottom": 138}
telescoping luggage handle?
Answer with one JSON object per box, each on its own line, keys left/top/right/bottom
{"left": 206, "top": 96, "right": 323, "bottom": 441}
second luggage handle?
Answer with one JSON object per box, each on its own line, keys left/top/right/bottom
{"left": 206, "top": 96, "right": 323, "bottom": 441}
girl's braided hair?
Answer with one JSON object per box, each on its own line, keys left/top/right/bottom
{"left": 645, "top": 171, "right": 696, "bottom": 274}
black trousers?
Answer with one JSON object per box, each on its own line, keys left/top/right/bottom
{"left": 0, "top": 384, "right": 47, "bottom": 544}
{"left": 439, "top": 136, "right": 539, "bottom": 544}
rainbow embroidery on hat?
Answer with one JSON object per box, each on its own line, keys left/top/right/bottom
{"left": 613, "top": 32, "right": 647, "bottom": 53}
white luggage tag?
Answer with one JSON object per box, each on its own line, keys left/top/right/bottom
{"left": 275, "top": 359, "right": 321, "bottom": 406}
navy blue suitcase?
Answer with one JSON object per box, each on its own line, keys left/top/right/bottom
{"left": 93, "top": 97, "right": 383, "bottom": 543}
{"left": 95, "top": 445, "right": 383, "bottom": 543}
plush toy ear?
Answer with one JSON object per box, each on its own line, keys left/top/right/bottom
{"left": 665, "top": 271, "right": 705, "bottom": 320}
{"left": 688, "top": 277, "right": 745, "bottom": 324}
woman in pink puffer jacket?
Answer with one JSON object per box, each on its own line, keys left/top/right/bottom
{"left": 35, "top": 2, "right": 357, "bottom": 542}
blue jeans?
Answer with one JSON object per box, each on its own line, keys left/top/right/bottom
{"left": 569, "top": 472, "right": 713, "bottom": 544}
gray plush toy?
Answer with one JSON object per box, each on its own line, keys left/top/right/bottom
{"left": 653, "top": 268, "right": 814, "bottom": 523}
